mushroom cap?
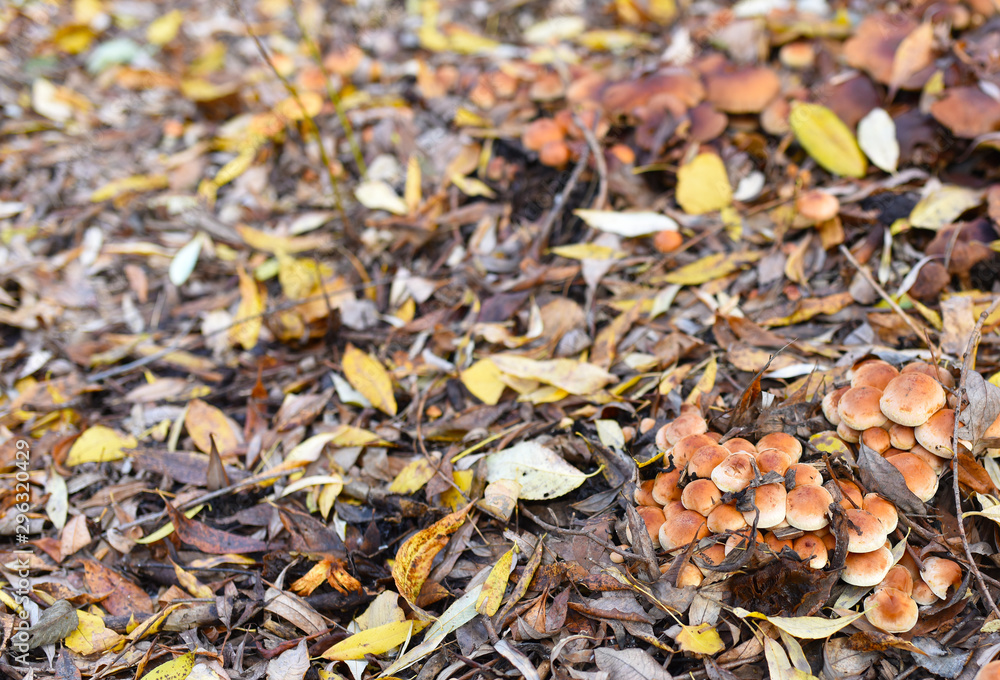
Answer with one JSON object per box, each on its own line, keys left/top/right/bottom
{"left": 914, "top": 408, "right": 956, "bottom": 457}
{"left": 822, "top": 386, "right": 850, "bottom": 426}
{"left": 705, "top": 66, "right": 781, "bottom": 113}
{"left": 639, "top": 417, "right": 657, "bottom": 434}
{"left": 657, "top": 414, "right": 709, "bottom": 450}
{"left": 888, "top": 423, "right": 916, "bottom": 450}
{"left": 694, "top": 542, "right": 728, "bottom": 574}
{"left": 842, "top": 545, "right": 894, "bottom": 586}
{"left": 722, "top": 437, "right": 757, "bottom": 455}
{"left": 844, "top": 508, "right": 889, "bottom": 553}
{"left": 920, "top": 556, "right": 963, "bottom": 599}
{"left": 756, "top": 448, "right": 792, "bottom": 476}
{"left": 864, "top": 587, "right": 919, "bottom": 633}
{"left": 764, "top": 531, "right": 794, "bottom": 554}
{"left": 796, "top": 189, "right": 840, "bottom": 222}
{"left": 911, "top": 578, "right": 939, "bottom": 605}
{"left": 837, "top": 421, "right": 861, "bottom": 443}
{"left": 975, "top": 661, "right": 1000, "bottom": 680}
{"left": 793, "top": 533, "right": 829, "bottom": 568}
{"left": 861, "top": 427, "right": 891, "bottom": 453}
{"left": 539, "top": 140, "right": 570, "bottom": 168}
{"left": 522, "top": 118, "right": 564, "bottom": 151}
{"left": 627, "top": 506, "right": 667, "bottom": 543}
{"left": 880, "top": 565, "right": 914, "bottom": 595}
{"left": 724, "top": 529, "right": 764, "bottom": 556}
{"left": 901, "top": 361, "right": 955, "bottom": 389}
{"left": 741, "top": 483, "right": 787, "bottom": 528}
{"left": 676, "top": 562, "right": 704, "bottom": 588}
{"left": 825, "top": 479, "right": 864, "bottom": 509}
{"left": 756, "top": 432, "right": 803, "bottom": 463}
{"left": 659, "top": 509, "right": 711, "bottom": 550}
{"left": 688, "top": 444, "right": 731, "bottom": 478}
{"left": 707, "top": 503, "right": 750, "bottom": 534}
{"left": 821, "top": 532, "right": 837, "bottom": 552}
{"left": 786, "top": 463, "right": 823, "bottom": 488}
{"left": 635, "top": 479, "right": 657, "bottom": 506}
{"left": 712, "top": 452, "right": 757, "bottom": 493}
{"left": 862, "top": 493, "right": 899, "bottom": 533}
{"left": 908, "top": 444, "right": 949, "bottom": 475}
{"left": 681, "top": 479, "right": 724, "bottom": 516}
{"left": 839, "top": 386, "right": 889, "bottom": 430}
{"left": 662, "top": 500, "right": 686, "bottom": 520}
{"left": 670, "top": 433, "right": 720, "bottom": 469}
{"left": 880, "top": 373, "right": 947, "bottom": 427}
{"left": 850, "top": 360, "right": 900, "bottom": 391}
{"left": 651, "top": 469, "right": 683, "bottom": 505}
{"left": 779, "top": 42, "right": 816, "bottom": 69}
{"left": 786, "top": 484, "right": 834, "bottom": 531}
{"left": 885, "top": 452, "right": 939, "bottom": 502}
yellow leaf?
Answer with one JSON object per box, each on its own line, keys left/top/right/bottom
{"left": 663, "top": 251, "right": 762, "bottom": 285}
{"left": 676, "top": 153, "right": 732, "bottom": 215}
{"left": 789, "top": 102, "right": 867, "bottom": 178}
{"left": 450, "top": 174, "right": 496, "bottom": 199}
{"left": 441, "top": 470, "right": 474, "bottom": 510}
{"left": 454, "top": 108, "right": 490, "bottom": 127}
{"left": 91, "top": 174, "right": 168, "bottom": 202}
{"left": 128, "top": 604, "right": 183, "bottom": 641}
{"left": 274, "top": 91, "right": 324, "bottom": 121}
{"left": 66, "top": 425, "right": 137, "bottom": 466}
{"left": 140, "top": 651, "right": 195, "bottom": 680}
{"left": 549, "top": 243, "right": 625, "bottom": 260}
{"left": 53, "top": 24, "right": 96, "bottom": 53}
{"left": 235, "top": 224, "right": 329, "bottom": 255}
{"left": 147, "top": 10, "right": 183, "bottom": 46}
{"left": 685, "top": 356, "right": 717, "bottom": 406}
{"left": 676, "top": 623, "right": 724, "bottom": 655}
{"left": 277, "top": 253, "right": 321, "bottom": 300}
{"left": 575, "top": 29, "right": 648, "bottom": 51}
{"left": 392, "top": 506, "right": 469, "bottom": 612}
{"left": 184, "top": 398, "right": 243, "bottom": 456}
{"left": 444, "top": 26, "right": 500, "bottom": 55}
{"left": 343, "top": 344, "right": 398, "bottom": 415}
{"left": 322, "top": 620, "right": 429, "bottom": 660}
{"left": 282, "top": 427, "right": 382, "bottom": 468}
{"left": 74, "top": 0, "right": 104, "bottom": 24}
{"left": 389, "top": 456, "right": 440, "bottom": 495}
{"left": 230, "top": 266, "right": 265, "bottom": 350}
{"left": 173, "top": 561, "right": 214, "bottom": 599}
{"left": 355, "top": 180, "right": 408, "bottom": 215}
{"left": 136, "top": 504, "right": 205, "bottom": 544}
{"left": 734, "top": 607, "right": 864, "bottom": 639}
{"left": 909, "top": 185, "right": 984, "bottom": 230}
{"left": 405, "top": 154, "right": 422, "bottom": 212}
{"left": 65, "top": 610, "right": 124, "bottom": 655}
{"left": 757, "top": 292, "right": 854, "bottom": 327}
{"left": 490, "top": 354, "right": 616, "bottom": 396}
{"left": 809, "top": 431, "right": 851, "bottom": 458}
{"left": 476, "top": 547, "right": 515, "bottom": 615}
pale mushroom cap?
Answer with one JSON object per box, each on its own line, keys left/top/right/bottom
{"left": 793, "top": 533, "right": 829, "bottom": 568}
{"left": 825, "top": 479, "right": 864, "bottom": 509}
{"left": 707, "top": 503, "right": 750, "bottom": 534}
{"left": 822, "top": 386, "right": 850, "bottom": 426}
{"left": 639, "top": 417, "right": 657, "bottom": 434}
{"left": 908, "top": 444, "right": 949, "bottom": 475}
{"left": 851, "top": 360, "right": 900, "bottom": 391}
{"left": 844, "top": 508, "right": 889, "bottom": 553}
{"left": 837, "top": 421, "right": 861, "bottom": 443}
{"left": 722, "top": 437, "right": 757, "bottom": 455}
{"left": 901, "top": 361, "right": 955, "bottom": 389}
{"left": 842, "top": 545, "right": 893, "bottom": 586}
{"left": 889, "top": 423, "right": 916, "bottom": 450}
{"left": 796, "top": 189, "right": 840, "bottom": 222}
{"left": 861, "top": 427, "right": 891, "bottom": 453}
{"left": 742, "top": 483, "right": 787, "bottom": 528}
{"left": 786, "top": 463, "right": 823, "bottom": 488}
{"left": 880, "top": 373, "right": 947, "bottom": 427}
{"left": 779, "top": 42, "right": 816, "bottom": 69}
{"left": 839, "top": 386, "right": 889, "bottom": 430}
{"left": 862, "top": 493, "right": 899, "bottom": 533}
{"left": 886, "top": 452, "right": 939, "bottom": 502}
{"left": 756, "top": 432, "right": 803, "bottom": 463}
{"left": 658, "top": 414, "right": 709, "bottom": 449}
{"left": 756, "top": 448, "right": 792, "bottom": 476}
{"left": 921, "top": 556, "right": 963, "bottom": 600}
{"left": 786, "top": 484, "right": 834, "bottom": 531}
{"left": 911, "top": 578, "right": 939, "bottom": 605}
{"left": 651, "top": 469, "right": 683, "bottom": 505}
{"left": 880, "top": 565, "right": 914, "bottom": 595}
{"left": 914, "top": 408, "right": 956, "bottom": 457}
{"left": 688, "top": 444, "right": 731, "bottom": 478}
{"left": 764, "top": 531, "right": 794, "bottom": 554}
{"left": 681, "top": 479, "right": 724, "bottom": 516}
{"left": 659, "top": 509, "right": 710, "bottom": 550}
{"left": 635, "top": 479, "right": 658, "bottom": 506}
{"left": 724, "top": 529, "right": 764, "bottom": 556}
{"left": 712, "top": 452, "right": 757, "bottom": 493}
{"left": 864, "top": 587, "right": 919, "bottom": 633}
{"left": 671, "top": 433, "right": 720, "bottom": 469}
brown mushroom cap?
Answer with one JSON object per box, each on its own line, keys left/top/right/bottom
{"left": 901, "top": 361, "right": 955, "bottom": 389}
{"left": 880, "top": 565, "right": 914, "bottom": 595}
{"left": 705, "top": 67, "right": 780, "bottom": 113}
{"left": 839, "top": 386, "right": 889, "bottom": 430}
{"left": 741, "top": 483, "right": 787, "bottom": 528}
{"left": 681, "top": 479, "right": 724, "bottom": 516}
{"left": 864, "top": 587, "right": 919, "bottom": 633}
{"left": 885, "top": 452, "right": 939, "bottom": 502}
{"left": 670, "top": 433, "right": 720, "bottom": 469}
{"left": 722, "top": 437, "right": 757, "bottom": 455}
{"left": 676, "top": 562, "right": 704, "bottom": 588}
{"left": 844, "top": 508, "right": 889, "bottom": 553}
{"left": 724, "top": 528, "right": 764, "bottom": 556}
{"left": 651, "top": 469, "right": 683, "bottom": 505}
{"left": 880, "top": 373, "right": 947, "bottom": 427}
{"left": 794, "top": 533, "right": 829, "bottom": 568}
{"left": 756, "top": 448, "right": 792, "bottom": 476}
{"left": 837, "top": 421, "right": 861, "bottom": 443}
{"left": 911, "top": 578, "right": 939, "bottom": 605}
{"left": 659, "top": 509, "right": 710, "bottom": 550}
{"left": 821, "top": 532, "right": 837, "bottom": 552}
{"left": 908, "top": 444, "right": 949, "bottom": 475}
{"left": 522, "top": 118, "right": 564, "bottom": 151}
{"left": 662, "top": 500, "right": 686, "bottom": 521}
{"left": 975, "top": 661, "right": 1000, "bottom": 680}
{"left": 796, "top": 190, "right": 840, "bottom": 222}
{"left": 635, "top": 479, "right": 658, "bottom": 506}
{"left": 707, "top": 503, "right": 750, "bottom": 534}
{"left": 842, "top": 545, "right": 894, "bottom": 586}
{"left": 826, "top": 479, "right": 864, "bottom": 509}
{"left": 657, "top": 414, "right": 709, "bottom": 450}
{"left": 756, "top": 432, "right": 803, "bottom": 463}
{"left": 920, "top": 556, "right": 963, "bottom": 599}
{"left": 694, "top": 542, "right": 728, "bottom": 574}
{"left": 764, "top": 531, "right": 794, "bottom": 554}
{"left": 888, "top": 423, "right": 916, "bottom": 450}
{"left": 914, "top": 408, "right": 956, "bottom": 457}
{"left": 779, "top": 42, "right": 816, "bottom": 69}
{"left": 863, "top": 493, "right": 899, "bottom": 533}
{"left": 627, "top": 506, "right": 667, "bottom": 543}
{"left": 786, "top": 463, "right": 823, "bottom": 488}
{"left": 785, "top": 484, "right": 834, "bottom": 531}
{"left": 688, "top": 444, "right": 731, "bottom": 478}
{"left": 711, "top": 452, "right": 757, "bottom": 493}
{"left": 851, "top": 360, "right": 900, "bottom": 391}
{"left": 861, "top": 427, "right": 891, "bottom": 454}
{"left": 822, "top": 386, "right": 850, "bottom": 426}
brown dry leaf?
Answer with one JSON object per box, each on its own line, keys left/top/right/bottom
{"left": 163, "top": 499, "right": 269, "bottom": 554}
{"left": 392, "top": 505, "right": 470, "bottom": 614}
{"left": 343, "top": 344, "right": 398, "bottom": 415}
{"left": 184, "top": 398, "right": 243, "bottom": 457}
{"left": 82, "top": 558, "right": 155, "bottom": 616}
{"left": 59, "top": 514, "right": 91, "bottom": 559}
{"left": 889, "top": 23, "right": 935, "bottom": 98}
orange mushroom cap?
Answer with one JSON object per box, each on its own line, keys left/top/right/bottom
{"left": 880, "top": 373, "right": 947, "bottom": 427}
{"left": 864, "top": 586, "right": 918, "bottom": 633}
{"left": 851, "top": 359, "right": 900, "bottom": 391}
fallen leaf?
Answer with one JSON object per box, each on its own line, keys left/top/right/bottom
{"left": 66, "top": 426, "right": 137, "bottom": 466}
{"left": 355, "top": 180, "right": 408, "bottom": 215}
{"left": 663, "top": 251, "right": 762, "bottom": 285}
{"left": 485, "top": 440, "right": 590, "bottom": 500}
{"left": 184, "top": 399, "right": 243, "bottom": 457}
{"left": 677, "top": 623, "right": 725, "bottom": 655}
{"left": 736, "top": 607, "right": 865, "bottom": 639}
{"left": 323, "top": 620, "right": 427, "bottom": 660}
{"left": 141, "top": 652, "right": 195, "bottom": 680}
{"left": 574, "top": 209, "right": 679, "bottom": 237}
{"left": 909, "top": 185, "right": 984, "bottom": 230}
{"left": 64, "top": 610, "right": 123, "bottom": 655}
{"left": 889, "top": 23, "right": 934, "bottom": 98}
{"left": 789, "top": 102, "right": 867, "bottom": 178}
{"left": 491, "top": 354, "right": 616, "bottom": 395}
{"left": 594, "top": 647, "right": 673, "bottom": 679}
{"left": 857, "top": 108, "right": 899, "bottom": 173}
{"left": 230, "top": 266, "right": 265, "bottom": 350}
{"left": 343, "top": 344, "right": 398, "bottom": 415}
{"left": 476, "top": 547, "right": 516, "bottom": 616}
{"left": 676, "top": 153, "right": 733, "bottom": 215}
{"left": 392, "top": 506, "right": 470, "bottom": 613}
{"left": 164, "top": 500, "right": 269, "bottom": 554}
{"left": 460, "top": 359, "right": 506, "bottom": 405}
{"left": 266, "top": 640, "right": 309, "bottom": 680}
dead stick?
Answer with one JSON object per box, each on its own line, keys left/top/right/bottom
{"left": 530, "top": 144, "right": 590, "bottom": 261}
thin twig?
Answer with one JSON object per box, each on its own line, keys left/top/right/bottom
{"left": 574, "top": 113, "right": 607, "bottom": 211}
{"left": 87, "top": 320, "right": 197, "bottom": 382}
{"left": 839, "top": 245, "right": 939, "bottom": 355}
{"left": 529, "top": 143, "right": 590, "bottom": 261}
{"left": 951, "top": 296, "right": 1000, "bottom": 620}
{"left": 519, "top": 504, "right": 641, "bottom": 561}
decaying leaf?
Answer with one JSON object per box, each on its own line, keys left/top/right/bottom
{"left": 163, "top": 500, "right": 269, "bottom": 554}
{"left": 392, "top": 506, "right": 470, "bottom": 613}
{"left": 484, "top": 440, "right": 589, "bottom": 500}
{"left": 343, "top": 344, "right": 398, "bottom": 415}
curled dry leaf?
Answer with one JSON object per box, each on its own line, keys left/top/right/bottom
{"left": 392, "top": 505, "right": 470, "bottom": 613}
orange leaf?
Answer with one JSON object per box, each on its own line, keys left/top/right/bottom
{"left": 392, "top": 506, "right": 470, "bottom": 615}
{"left": 184, "top": 398, "right": 243, "bottom": 457}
